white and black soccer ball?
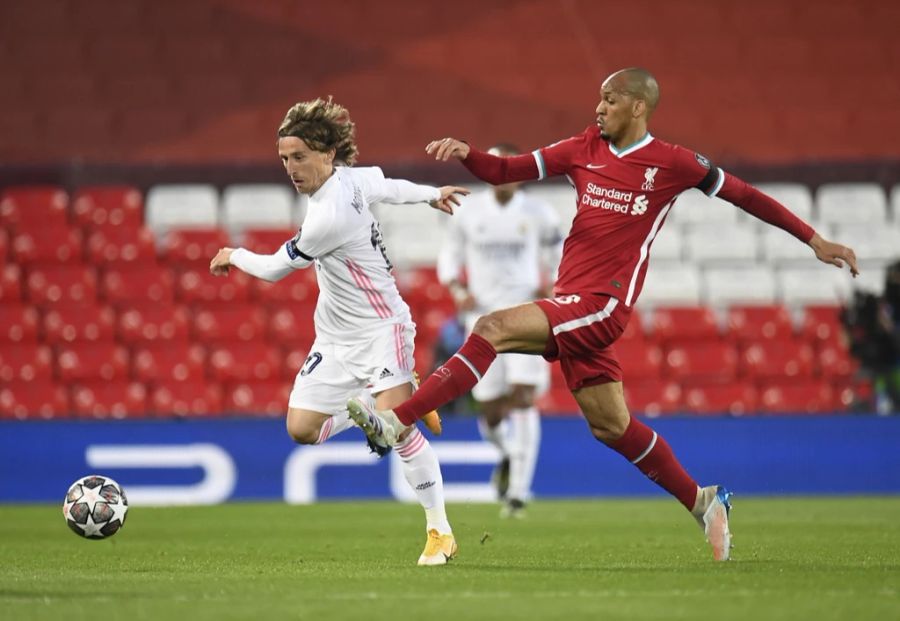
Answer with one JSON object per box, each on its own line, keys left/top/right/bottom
{"left": 63, "top": 475, "right": 128, "bottom": 540}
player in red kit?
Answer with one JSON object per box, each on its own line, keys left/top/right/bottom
{"left": 348, "top": 68, "right": 859, "bottom": 561}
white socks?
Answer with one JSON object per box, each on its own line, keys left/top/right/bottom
{"left": 396, "top": 427, "right": 452, "bottom": 533}
{"left": 506, "top": 407, "right": 542, "bottom": 502}
{"left": 317, "top": 398, "right": 452, "bottom": 534}
{"left": 315, "top": 412, "right": 356, "bottom": 444}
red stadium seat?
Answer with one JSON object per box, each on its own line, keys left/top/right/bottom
{"left": 759, "top": 381, "right": 836, "bottom": 413}
{"left": 192, "top": 305, "right": 268, "bottom": 343}
{"left": 0, "top": 186, "right": 69, "bottom": 232}
{"left": 0, "top": 344, "right": 53, "bottom": 382}
{"left": 0, "top": 228, "right": 8, "bottom": 265}
{"left": 70, "top": 381, "right": 147, "bottom": 419}
{"left": 682, "top": 381, "right": 758, "bottom": 415}
{"left": 56, "top": 342, "right": 130, "bottom": 382}
{"left": 252, "top": 271, "right": 317, "bottom": 304}
{"left": 801, "top": 305, "right": 845, "bottom": 345}
{"left": 132, "top": 342, "right": 206, "bottom": 382}
{"left": 412, "top": 347, "right": 436, "bottom": 377}
{"left": 0, "top": 305, "right": 39, "bottom": 342}
{"left": 150, "top": 380, "right": 223, "bottom": 417}
{"left": 0, "top": 265, "right": 22, "bottom": 302}
{"left": 72, "top": 185, "right": 144, "bottom": 230}
{"left": 536, "top": 387, "right": 580, "bottom": 414}
{"left": 0, "top": 380, "right": 70, "bottom": 420}
{"left": 241, "top": 228, "right": 295, "bottom": 253}
{"left": 42, "top": 304, "right": 116, "bottom": 343}
{"left": 651, "top": 307, "right": 720, "bottom": 342}
{"left": 397, "top": 266, "right": 456, "bottom": 316}
{"left": 268, "top": 304, "right": 318, "bottom": 346}
{"left": 85, "top": 227, "right": 156, "bottom": 265}
{"left": 225, "top": 381, "right": 291, "bottom": 415}
{"left": 281, "top": 345, "right": 310, "bottom": 379}
{"left": 117, "top": 304, "right": 191, "bottom": 343}
{"left": 11, "top": 226, "right": 83, "bottom": 265}
{"left": 618, "top": 309, "right": 645, "bottom": 342}
{"left": 101, "top": 265, "right": 174, "bottom": 305}
{"left": 411, "top": 306, "right": 455, "bottom": 346}
{"left": 616, "top": 341, "right": 663, "bottom": 380}
{"left": 175, "top": 268, "right": 250, "bottom": 303}
{"left": 163, "top": 228, "right": 230, "bottom": 264}
{"left": 207, "top": 342, "right": 282, "bottom": 382}
{"left": 663, "top": 341, "right": 738, "bottom": 382}
{"left": 726, "top": 305, "right": 794, "bottom": 342}
{"left": 740, "top": 341, "right": 815, "bottom": 379}
{"left": 26, "top": 265, "right": 97, "bottom": 305}
{"left": 623, "top": 380, "right": 683, "bottom": 416}
{"left": 535, "top": 365, "right": 576, "bottom": 414}
{"left": 817, "top": 341, "right": 857, "bottom": 378}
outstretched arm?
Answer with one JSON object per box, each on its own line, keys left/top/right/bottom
{"left": 717, "top": 173, "right": 859, "bottom": 276}
{"left": 377, "top": 179, "right": 470, "bottom": 215}
{"left": 426, "top": 138, "right": 540, "bottom": 185}
{"left": 210, "top": 244, "right": 306, "bottom": 282}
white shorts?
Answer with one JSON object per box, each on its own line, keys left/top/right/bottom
{"left": 288, "top": 322, "right": 416, "bottom": 416}
{"left": 472, "top": 352, "right": 550, "bottom": 402}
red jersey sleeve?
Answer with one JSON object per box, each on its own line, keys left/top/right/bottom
{"left": 671, "top": 145, "right": 726, "bottom": 196}
{"left": 534, "top": 127, "right": 593, "bottom": 180}
{"left": 461, "top": 149, "right": 540, "bottom": 185}
{"left": 672, "top": 145, "right": 815, "bottom": 242}
{"left": 718, "top": 173, "right": 816, "bottom": 243}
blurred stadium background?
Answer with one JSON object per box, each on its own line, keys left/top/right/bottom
{"left": 1, "top": 0, "right": 898, "bottom": 503}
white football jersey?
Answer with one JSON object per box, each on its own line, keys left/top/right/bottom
{"left": 231, "top": 166, "right": 439, "bottom": 342}
{"left": 438, "top": 189, "right": 563, "bottom": 312}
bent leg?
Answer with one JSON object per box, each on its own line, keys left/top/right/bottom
{"left": 285, "top": 407, "right": 352, "bottom": 445}
{"left": 575, "top": 381, "right": 699, "bottom": 511}
{"left": 376, "top": 382, "right": 452, "bottom": 535}
{"left": 394, "top": 302, "right": 551, "bottom": 425}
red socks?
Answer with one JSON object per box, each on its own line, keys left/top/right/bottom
{"left": 395, "top": 333, "right": 497, "bottom": 425}
{"left": 610, "top": 416, "right": 699, "bottom": 510}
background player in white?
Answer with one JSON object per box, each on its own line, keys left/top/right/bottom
{"left": 437, "top": 143, "right": 563, "bottom": 517}
{"left": 209, "top": 98, "right": 468, "bottom": 565}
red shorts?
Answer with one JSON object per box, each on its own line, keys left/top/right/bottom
{"left": 534, "top": 293, "right": 632, "bottom": 391}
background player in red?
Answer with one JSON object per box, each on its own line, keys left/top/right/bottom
{"left": 348, "top": 67, "right": 860, "bottom": 561}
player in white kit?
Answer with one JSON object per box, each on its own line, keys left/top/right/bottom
{"left": 209, "top": 98, "right": 468, "bottom": 565}
{"left": 437, "top": 144, "right": 563, "bottom": 517}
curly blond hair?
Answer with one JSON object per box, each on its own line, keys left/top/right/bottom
{"left": 277, "top": 97, "right": 358, "bottom": 166}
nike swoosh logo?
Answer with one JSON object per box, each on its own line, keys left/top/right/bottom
{"left": 586, "top": 163, "right": 607, "bottom": 169}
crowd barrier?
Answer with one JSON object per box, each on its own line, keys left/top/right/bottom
{"left": 2, "top": 415, "right": 898, "bottom": 505}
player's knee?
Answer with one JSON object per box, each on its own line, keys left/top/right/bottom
{"left": 584, "top": 406, "right": 630, "bottom": 444}
{"left": 285, "top": 415, "right": 319, "bottom": 445}
{"left": 287, "top": 427, "right": 318, "bottom": 445}
{"left": 472, "top": 312, "right": 506, "bottom": 346}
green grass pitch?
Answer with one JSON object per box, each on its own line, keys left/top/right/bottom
{"left": 2, "top": 498, "right": 898, "bottom": 621}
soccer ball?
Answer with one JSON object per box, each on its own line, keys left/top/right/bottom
{"left": 63, "top": 475, "right": 128, "bottom": 540}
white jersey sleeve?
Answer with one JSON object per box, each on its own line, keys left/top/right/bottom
{"left": 353, "top": 166, "right": 441, "bottom": 205}
{"left": 230, "top": 239, "right": 308, "bottom": 282}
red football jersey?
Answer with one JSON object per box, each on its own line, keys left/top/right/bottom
{"left": 534, "top": 125, "right": 723, "bottom": 306}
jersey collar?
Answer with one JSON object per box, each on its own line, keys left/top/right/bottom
{"left": 608, "top": 132, "right": 654, "bottom": 158}
{"left": 308, "top": 167, "right": 340, "bottom": 201}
